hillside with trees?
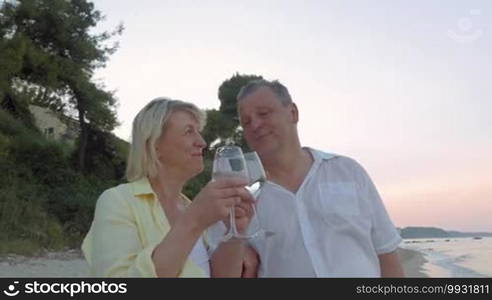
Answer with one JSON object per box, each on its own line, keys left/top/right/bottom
{"left": 0, "top": 0, "right": 125, "bottom": 254}
{"left": 1, "top": 0, "right": 263, "bottom": 256}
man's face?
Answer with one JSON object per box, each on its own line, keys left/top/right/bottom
{"left": 238, "top": 87, "right": 297, "bottom": 157}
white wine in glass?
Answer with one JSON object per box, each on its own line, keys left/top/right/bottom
{"left": 212, "top": 145, "right": 249, "bottom": 241}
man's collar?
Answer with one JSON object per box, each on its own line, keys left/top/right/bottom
{"left": 304, "top": 147, "right": 337, "bottom": 163}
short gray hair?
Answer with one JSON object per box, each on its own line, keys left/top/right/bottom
{"left": 126, "top": 97, "right": 206, "bottom": 182}
{"left": 237, "top": 79, "right": 292, "bottom": 106}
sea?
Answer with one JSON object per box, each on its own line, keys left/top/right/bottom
{"left": 401, "top": 237, "right": 492, "bottom": 277}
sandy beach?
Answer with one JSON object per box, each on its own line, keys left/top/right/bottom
{"left": 0, "top": 247, "right": 427, "bottom": 277}
{"left": 0, "top": 250, "right": 89, "bottom": 278}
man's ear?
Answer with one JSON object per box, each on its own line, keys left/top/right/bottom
{"left": 290, "top": 103, "right": 299, "bottom": 123}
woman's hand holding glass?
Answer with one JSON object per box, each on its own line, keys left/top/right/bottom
{"left": 187, "top": 177, "right": 253, "bottom": 231}
{"left": 212, "top": 145, "right": 252, "bottom": 241}
{"left": 212, "top": 145, "right": 273, "bottom": 241}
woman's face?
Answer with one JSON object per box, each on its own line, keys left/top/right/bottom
{"left": 155, "top": 110, "right": 207, "bottom": 178}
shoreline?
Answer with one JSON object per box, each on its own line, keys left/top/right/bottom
{"left": 401, "top": 237, "right": 492, "bottom": 277}
{"left": 0, "top": 248, "right": 429, "bottom": 278}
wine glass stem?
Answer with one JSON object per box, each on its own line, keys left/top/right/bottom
{"left": 229, "top": 207, "right": 238, "bottom": 237}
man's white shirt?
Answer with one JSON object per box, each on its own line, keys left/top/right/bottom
{"left": 207, "top": 148, "right": 402, "bottom": 277}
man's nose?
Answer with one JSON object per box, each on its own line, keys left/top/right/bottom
{"left": 250, "top": 117, "right": 262, "bottom": 132}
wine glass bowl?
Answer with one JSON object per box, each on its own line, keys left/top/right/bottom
{"left": 212, "top": 146, "right": 274, "bottom": 241}
{"left": 212, "top": 145, "right": 250, "bottom": 241}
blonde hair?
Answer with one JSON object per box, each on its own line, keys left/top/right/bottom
{"left": 126, "top": 97, "right": 206, "bottom": 181}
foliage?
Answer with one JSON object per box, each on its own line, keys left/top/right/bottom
{"left": 186, "top": 73, "right": 263, "bottom": 198}
{"left": 0, "top": 0, "right": 123, "bottom": 171}
{"left": 0, "top": 107, "right": 124, "bottom": 255}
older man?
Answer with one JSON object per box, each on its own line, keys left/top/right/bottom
{"left": 236, "top": 79, "right": 404, "bottom": 277}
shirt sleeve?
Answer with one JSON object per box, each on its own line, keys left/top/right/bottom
{"left": 353, "top": 160, "right": 402, "bottom": 254}
{"left": 82, "top": 188, "right": 158, "bottom": 277}
{"left": 204, "top": 221, "right": 228, "bottom": 257}
{"left": 188, "top": 236, "right": 211, "bottom": 276}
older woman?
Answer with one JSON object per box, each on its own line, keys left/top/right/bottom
{"left": 82, "top": 97, "right": 256, "bottom": 277}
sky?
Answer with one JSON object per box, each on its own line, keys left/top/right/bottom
{"left": 91, "top": 0, "right": 491, "bottom": 232}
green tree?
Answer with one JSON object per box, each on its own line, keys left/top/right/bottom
{"left": 0, "top": 0, "right": 123, "bottom": 172}
{"left": 202, "top": 73, "right": 262, "bottom": 150}
{"left": 185, "top": 73, "right": 263, "bottom": 198}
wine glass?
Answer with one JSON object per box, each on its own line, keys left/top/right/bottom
{"left": 243, "top": 151, "right": 275, "bottom": 239}
{"left": 212, "top": 145, "right": 251, "bottom": 241}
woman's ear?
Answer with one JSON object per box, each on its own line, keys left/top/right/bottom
{"left": 150, "top": 139, "right": 161, "bottom": 160}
